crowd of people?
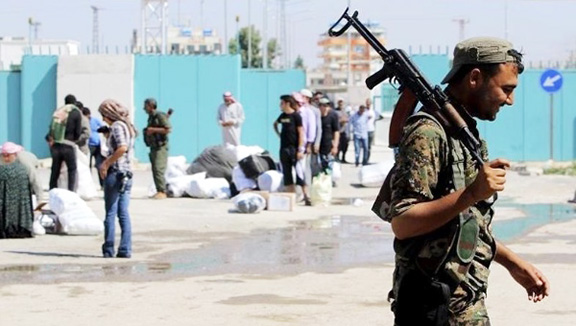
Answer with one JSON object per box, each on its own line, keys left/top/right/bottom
{"left": 0, "top": 89, "right": 378, "bottom": 241}
{"left": 272, "top": 89, "right": 379, "bottom": 204}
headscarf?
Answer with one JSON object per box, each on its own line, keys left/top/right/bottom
{"left": 98, "top": 99, "right": 137, "bottom": 137}
{"left": 223, "top": 91, "right": 236, "bottom": 103}
{"left": 1, "top": 142, "right": 23, "bottom": 155}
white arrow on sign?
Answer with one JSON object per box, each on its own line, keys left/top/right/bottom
{"left": 543, "top": 74, "right": 561, "bottom": 87}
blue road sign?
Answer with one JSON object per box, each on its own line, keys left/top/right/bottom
{"left": 540, "top": 69, "right": 563, "bottom": 93}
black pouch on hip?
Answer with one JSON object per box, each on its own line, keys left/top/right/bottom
{"left": 394, "top": 270, "right": 451, "bottom": 326}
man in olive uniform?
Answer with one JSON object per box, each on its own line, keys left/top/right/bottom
{"left": 143, "top": 98, "right": 171, "bottom": 199}
{"left": 381, "top": 37, "right": 549, "bottom": 325}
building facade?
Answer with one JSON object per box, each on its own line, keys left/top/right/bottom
{"left": 308, "top": 21, "right": 386, "bottom": 93}
{"left": 167, "top": 27, "right": 223, "bottom": 55}
{"left": 0, "top": 37, "right": 79, "bottom": 70}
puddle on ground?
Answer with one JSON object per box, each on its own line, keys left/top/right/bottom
{"left": 1, "top": 203, "right": 574, "bottom": 284}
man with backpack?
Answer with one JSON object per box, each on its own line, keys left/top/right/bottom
{"left": 46, "top": 94, "right": 83, "bottom": 191}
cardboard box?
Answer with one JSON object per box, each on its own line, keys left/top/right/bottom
{"left": 267, "top": 192, "right": 296, "bottom": 211}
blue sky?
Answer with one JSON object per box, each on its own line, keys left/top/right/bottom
{"left": 0, "top": 0, "right": 574, "bottom": 68}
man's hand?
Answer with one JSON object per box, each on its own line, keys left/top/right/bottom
{"left": 313, "top": 144, "right": 320, "bottom": 154}
{"left": 465, "top": 158, "right": 510, "bottom": 202}
{"left": 508, "top": 260, "right": 550, "bottom": 302}
{"left": 99, "top": 160, "right": 110, "bottom": 179}
{"left": 145, "top": 128, "right": 154, "bottom": 135}
{"left": 331, "top": 145, "right": 338, "bottom": 156}
{"left": 297, "top": 152, "right": 304, "bottom": 160}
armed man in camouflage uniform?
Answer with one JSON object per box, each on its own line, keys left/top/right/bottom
{"left": 384, "top": 37, "right": 550, "bottom": 325}
{"left": 143, "top": 98, "right": 171, "bottom": 199}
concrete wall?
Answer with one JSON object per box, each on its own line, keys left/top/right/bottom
{"left": 57, "top": 55, "right": 134, "bottom": 118}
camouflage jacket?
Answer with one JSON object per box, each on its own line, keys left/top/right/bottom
{"left": 388, "top": 108, "right": 496, "bottom": 314}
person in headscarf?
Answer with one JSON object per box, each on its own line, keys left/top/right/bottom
{"left": 0, "top": 142, "right": 34, "bottom": 238}
{"left": 98, "top": 99, "right": 136, "bottom": 258}
{"left": 0, "top": 141, "right": 43, "bottom": 203}
{"left": 217, "top": 91, "right": 245, "bottom": 146}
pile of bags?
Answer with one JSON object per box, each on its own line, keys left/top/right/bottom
{"left": 34, "top": 188, "right": 103, "bottom": 236}
{"left": 162, "top": 145, "right": 284, "bottom": 201}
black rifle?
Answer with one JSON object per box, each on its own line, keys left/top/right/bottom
{"left": 328, "top": 8, "right": 483, "bottom": 167}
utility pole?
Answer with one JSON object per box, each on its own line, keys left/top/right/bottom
{"left": 28, "top": 17, "right": 41, "bottom": 41}
{"left": 279, "top": 0, "right": 287, "bottom": 68}
{"left": 236, "top": 15, "right": 240, "bottom": 58}
{"left": 263, "top": 0, "right": 268, "bottom": 69}
{"left": 91, "top": 6, "right": 100, "bottom": 53}
{"left": 248, "top": 0, "right": 252, "bottom": 68}
{"left": 224, "top": 0, "right": 228, "bottom": 54}
{"left": 452, "top": 18, "right": 469, "bottom": 42}
{"left": 347, "top": 0, "right": 351, "bottom": 88}
{"left": 141, "top": 0, "right": 168, "bottom": 54}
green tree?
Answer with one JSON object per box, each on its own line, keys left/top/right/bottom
{"left": 228, "top": 25, "right": 261, "bottom": 68}
{"left": 266, "top": 38, "right": 279, "bottom": 69}
{"left": 293, "top": 55, "right": 305, "bottom": 70}
{"left": 228, "top": 25, "right": 280, "bottom": 69}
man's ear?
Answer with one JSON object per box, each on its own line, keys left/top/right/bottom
{"left": 468, "top": 68, "right": 483, "bottom": 89}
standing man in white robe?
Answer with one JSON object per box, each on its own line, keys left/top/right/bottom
{"left": 217, "top": 91, "right": 245, "bottom": 146}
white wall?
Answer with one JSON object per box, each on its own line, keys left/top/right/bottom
{"left": 57, "top": 55, "right": 134, "bottom": 118}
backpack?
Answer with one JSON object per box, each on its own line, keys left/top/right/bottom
{"left": 49, "top": 104, "right": 79, "bottom": 144}
{"left": 238, "top": 153, "right": 276, "bottom": 180}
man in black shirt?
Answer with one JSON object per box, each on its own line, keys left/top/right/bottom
{"left": 273, "top": 94, "right": 310, "bottom": 204}
{"left": 46, "top": 94, "right": 83, "bottom": 191}
{"left": 318, "top": 98, "right": 340, "bottom": 169}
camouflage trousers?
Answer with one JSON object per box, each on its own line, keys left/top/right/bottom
{"left": 449, "top": 294, "right": 490, "bottom": 326}
{"left": 149, "top": 145, "right": 168, "bottom": 193}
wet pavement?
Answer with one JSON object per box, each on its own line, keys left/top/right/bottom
{"left": 1, "top": 201, "right": 575, "bottom": 285}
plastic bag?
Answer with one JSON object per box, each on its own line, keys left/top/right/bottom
{"left": 311, "top": 172, "right": 332, "bottom": 206}
{"left": 232, "top": 166, "right": 257, "bottom": 192}
{"left": 257, "top": 170, "right": 284, "bottom": 192}
{"left": 57, "top": 147, "right": 98, "bottom": 200}
{"left": 359, "top": 161, "right": 395, "bottom": 187}
{"left": 331, "top": 161, "right": 342, "bottom": 182}
{"left": 186, "top": 177, "right": 231, "bottom": 199}
{"left": 166, "top": 172, "right": 206, "bottom": 198}
{"left": 232, "top": 193, "right": 266, "bottom": 213}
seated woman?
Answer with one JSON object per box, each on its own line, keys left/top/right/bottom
{"left": 0, "top": 142, "right": 34, "bottom": 238}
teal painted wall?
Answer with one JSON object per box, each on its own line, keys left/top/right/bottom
{"left": 240, "top": 69, "right": 306, "bottom": 160}
{"left": 380, "top": 53, "right": 576, "bottom": 162}
{"left": 0, "top": 71, "right": 21, "bottom": 145}
{"left": 6, "top": 54, "right": 575, "bottom": 162}
{"left": 20, "top": 55, "right": 57, "bottom": 158}
{"left": 133, "top": 55, "right": 304, "bottom": 162}
{"left": 133, "top": 55, "right": 241, "bottom": 163}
